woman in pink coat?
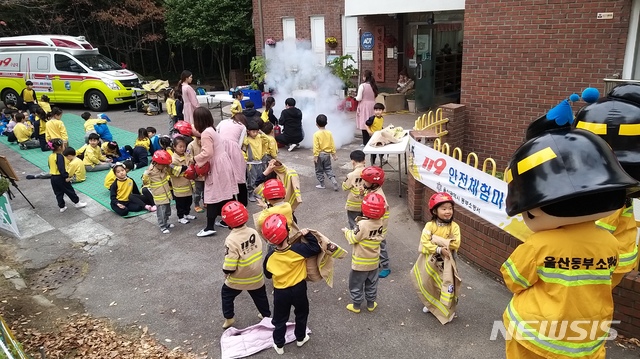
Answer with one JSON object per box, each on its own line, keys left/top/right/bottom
{"left": 355, "top": 69, "right": 379, "bottom": 146}
{"left": 193, "top": 107, "right": 239, "bottom": 237}
{"left": 217, "top": 113, "right": 248, "bottom": 210}
{"left": 177, "top": 70, "right": 199, "bottom": 125}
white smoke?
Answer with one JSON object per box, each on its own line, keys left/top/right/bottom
{"left": 264, "top": 39, "right": 355, "bottom": 149}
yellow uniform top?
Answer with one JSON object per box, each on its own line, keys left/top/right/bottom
{"left": 264, "top": 232, "right": 321, "bottom": 289}
{"left": 166, "top": 98, "right": 177, "bottom": 117}
{"left": 104, "top": 170, "right": 117, "bottom": 189}
{"left": 419, "top": 220, "right": 461, "bottom": 255}
{"left": 596, "top": 203, "right": 638, "bottom": 273}
{"left": 48, "top": 153, "right": 66, "bottom": 176}
{"left": 39, "top": 101, "right": 51, "bottom": 113}
{"left": 81, "top": 144, "right": 107, "bottom": 166}
{"left": 257, "top": 202, "right": 293, "bottom": 229}
{"left": 223, "top": 225, "right": 265, "bottom": 290}
{"left": 366, "top": 187, "right": 389, "bottom": 236}
{"left": 36, "top": 116, "right": 46, "bottom": 135}
{"left": 22, "top": 89, "right": 35, "bottom": 102}
{"left": 500, "top": 222, "right": 618, "bottom": 358}
{"left": 170, "top": 153, "right": 192, "bottom": 197}
{"left": 13, "top": 122, "right": 33, "bottom": 143}
{"left": 260, "top": 110, "right": 269, "bottom": 122}
{"left": 344, "top": 217, "right": 384, "bottom": 271}
{"left": 265, "top": 135, "right": 278, "bottom": 159}
{"left": 67, "top": 157, "right": 86, "bottom": 182}
{"left": 342, "top": 164, "right": 365, "bottom": 212}
{"left": 312, "top": 129, "right": 336, "bottom": 157}
{"left": 83, "top": 118, "right": 107, "bottom": 133}
{"left": 243, "top": 134, "right": 266, "bottom": 162}
{"left": 45, "top": 119, "right": 68, "bottom": 141}
{"left": 230, "top": 100, "right": 242, "bottom": 117}
{"left": 142, "top": 164, "right": 181, "bottom": 205}
{"left": 110, "top": 177, "right": 136, "bottom": 202}
{"left": 135, "top": 138, "right": 151, "bottom": 151}
{"left": 367, "top": 115, "right": 384, "bottom": 133}
{"left": 101, "top": 141, "right": 119, "bottom": 158}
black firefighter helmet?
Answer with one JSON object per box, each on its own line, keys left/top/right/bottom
{"left": 505, "top": 127, "right": 638, "bottom": 217}
{"left": 574, "top": 83, "right": 640, "bottom": 182}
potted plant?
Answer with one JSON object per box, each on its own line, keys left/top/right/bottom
{"left": 249, "top": 56, "right": 266, "bottom": 90}
{"left": 406, "top": 91, "right": 416, "bottom": 113}
{"left": 325, "top": 36, "right": 338, "bottom": 49}
{"left": 327, "top": 54, "right": 358, "bottom": 90}
{"left": 0, "top": 177, "right": 9, "bottom": 197}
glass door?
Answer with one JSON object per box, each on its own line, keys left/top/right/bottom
{"left": 414, "top": 25, "right": 434, "bottom": 111}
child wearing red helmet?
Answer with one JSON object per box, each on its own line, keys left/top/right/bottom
{"left": 143, "top": 150, "right": 187, "bottom": 234}
{"left": 341, "top": 192, "right": 386, "bottom": 314}
{"left": 262, "top": 214, "right": 321, "bottom": 355}
{"left": 186, "top": 133, "right": 205, "bottom": 213}
{"left": 220, "top": 201, "right": 271, "bottom": 329}
{"left": 360, "top": 166, "right": 391, "bottom": 278}
{"left": 411, "top": 192, "right": 461, "bottom": 324}
{"left": 256, "top": 179, "right": 295, "bottom": 230}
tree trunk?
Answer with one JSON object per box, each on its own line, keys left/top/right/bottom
{"left": 137, "top": 27, "right": 146, "bottom": 76}
{"left": 213, "top": 48, "right": 228, "bottom": 90}
{"left": 180, "top": 45, "right": 185, "bottom": 72}
{"left": 151, "top": 20, "right": 163, "bottom": 78}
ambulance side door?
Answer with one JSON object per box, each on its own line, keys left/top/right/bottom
{"left": 53, "top": 53, "right": 85, "bottom": 103}
{"left": 27, "top": 53, "right": 53, "bottom": 99}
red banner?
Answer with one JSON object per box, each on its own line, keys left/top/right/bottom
{"left": 374, "top": 26, "right": 385, "bottom": 83}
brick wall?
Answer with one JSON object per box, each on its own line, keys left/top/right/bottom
{"left": 358, "top": 15, "right": 400, "bottom": 87}
{"left": 407, "top": 173, "right": 640, "bottom": 338}
{"left": 251, "top": 0, "right": 345, "bottom": 57}
{"left": 460, "top": 0, "right": 631, "bottom": 167}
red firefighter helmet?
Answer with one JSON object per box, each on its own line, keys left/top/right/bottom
{"left": 362, "top": 192, "right": 386, "bottom": 219}
{"left": 428, "top": 192, "right": 454, "bottom": 211}
{"left": 195, "top": 161, "right": 210, "bottom": 176}
{"left": 263, "top": 179, "right": 286, "bottom": 200}
{"left": 152, "top": 150, "right": 172, "bottom": 165}
{"left": 221, "top": 201, "right": 249, "bottom": 228}
{"left": 261, "top": 214, "right": 288, "bottom": 245}
{"left": 174, "top": 121, "right": 193, "bottom": 136}
{"left": 361, "top": 166, "right": 385, "bottom": 186}
{"left": 184, "top": 164, "right": 197, "bottom": 180}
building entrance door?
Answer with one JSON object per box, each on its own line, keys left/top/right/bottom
{"left": 414, "top": 25, "right": 434, "bottom": 111}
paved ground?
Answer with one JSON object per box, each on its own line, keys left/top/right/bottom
{"left": 1, "top": 103, "right": 637, "bottom": 358}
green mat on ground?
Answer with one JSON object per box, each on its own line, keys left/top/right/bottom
{"left": 0, "top": 113, "right": 149, "bottom": 217}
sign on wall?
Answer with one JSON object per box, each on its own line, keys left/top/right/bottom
{"left": 361, "top": 32, "right": 374, "bottom": 50}
{"left": 373, "top": 26, "right": 385, "bottom": 83}
{"left": 408, "top": 138, "right": 533, "bottom": 242}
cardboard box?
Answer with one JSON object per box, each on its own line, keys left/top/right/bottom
{"left": 376, "top": 93, "right": 406, "bottom": 112}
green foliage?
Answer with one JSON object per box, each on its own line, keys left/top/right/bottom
{"left": 0, "top": 177, "right": 9, "bottom": 196}
{"left": 327, "top": 55, "right": 358, "bottom": 89}
{"left": 249, "top": 56, "right": 266, "bottom": 89}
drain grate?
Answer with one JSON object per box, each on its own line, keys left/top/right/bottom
{"left": 30, "top": 263, "right": 81, "bottom": 291}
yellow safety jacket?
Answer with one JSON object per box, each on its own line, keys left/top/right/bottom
{"left": 501, "top": 222, "right": 618, "bottom": 359}
{"left": 344, "top": 217, "right": 384, "bottom": 271}
{"left": 365, "top": 186, "right": 390, "bottom": 237}
{"left": 170, "top": 153, "right": 193, "bottom": 197}
{"left": 255, "top": 165, "right": 302, "bottom": 211}
{"left": 223, "top": 225, "right": 265, "bottom": 291}
{"left": 596, "top": 203, "right": 638, "bottom": 274}
{"left": 342, "top": 164, "right": 365, "bottom": 212}
{"left": 142, "top": 164, "right": 181, "bottom": 205}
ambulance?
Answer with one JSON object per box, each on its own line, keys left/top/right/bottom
{"left": 0, "top": 35, "right": 140, "bottom": 111}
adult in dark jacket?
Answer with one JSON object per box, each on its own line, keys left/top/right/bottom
{"left": 242, "top": 100, "right": 262, "bottom": 131}
{"left": 276, "top": 97, "right": 304, "bottom": 152}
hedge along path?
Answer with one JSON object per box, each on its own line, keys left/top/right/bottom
{"left": 0, "top": 113, "right": 148, "bottom": 217}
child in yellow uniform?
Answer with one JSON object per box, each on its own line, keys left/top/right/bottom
{"left": 312, "top": 114, "right": 338, "bottom": 191}
{"left": 261, "top": 122, "right": 278, "bottom": 163}
{"left": 63, "top": 147, "right": 86, "bottom": 183}
{"left": 39, "top": 95, "right": 51, "bottom": 114}
{"left": 81, "top": 111, "right": 107, "bottom": 143}
{"left": 47, "top": 138, "right": 87, "bottom": 212}
{"left": 230, "top": 90, "right": 243, "bottom": 118}
{"left": 131, "top": 128, "right": 151, "bottom": 169}
{"left": 143, "top": 150, "right": 185, "bottom": 234}
{"left": 186, "top": 134, "right": 205, "bottom": 213}
{"left": 220, "top": 201, "right": 271, "bottom": 329}
{"left": 80, "top": 133, "right": 111, "bottom": 172}
{"left": 34, "top": 108, "right": 48, "bottom": 151}
{"left": 109, "top": 162, "right": 156, "bottom": 216}
{"left": 243, "top": 121, "right": 267, "bottom": 202}
{"left": 342, "top": 192, "right": 386, "bottom": 313}
{"left": 20, "top": 81, "right": 37, "bottom": 112}
{"left": 44, "top": 107, "right": 68, "bottom": 143}
{"left": 13, "top": 113, "right": 39, "bottom": 150}
{"left": 165, "top": 88, "right": 177, "bottom": 133}
{"left": 361, "top": 166, "right": 391, "bottom": 278}
{"left": 365, "top": 103, "right": 385, "bottom": 165}
{"left": 342, "top": 150, "right": 366, "bottom": 229}
{"left": 256, "top": 179, "right": 294, "bottom": 229}
{"left": 104, "top": 160, "right": 133, "bottom": 189}
{"left": 171, "top": 136, "right": 196, "bottom": 224}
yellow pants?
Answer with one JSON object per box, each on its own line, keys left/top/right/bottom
{"left": 506, "top": 339, "right": 606, "bottom": 359}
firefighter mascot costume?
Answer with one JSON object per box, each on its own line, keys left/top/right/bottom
{"left": 574, "top": 83, "right": 640, "bottom": 287}
{"left": 501, "top": 90, "right": 639, "bottom": 359}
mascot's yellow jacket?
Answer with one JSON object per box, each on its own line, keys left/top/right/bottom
{"left": 501, "top": 222, "right": 618, "bottom": 359}
{"left": 596, "top": 201, "right": 637, "bottom": 287}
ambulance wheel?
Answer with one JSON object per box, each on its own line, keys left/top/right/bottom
{"left": 86, "top": 90, "right": 108, "bottom": 112}
{"left": 2, "top": 89, "right": 19, "bottom": 105}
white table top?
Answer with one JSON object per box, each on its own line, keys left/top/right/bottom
{"left": 363, "top": 130, "right": 410, "bottom": 155}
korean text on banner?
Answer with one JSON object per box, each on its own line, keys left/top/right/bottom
{"left": 408, "top": 138, "right": 532, "bottom": 242}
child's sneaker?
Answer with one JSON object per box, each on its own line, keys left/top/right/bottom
{"left": 331, "top": 180, "right": 338, "bottom": 192}
{"left": 178, "top": 217, "right": 190, "bottom": 224}
{"left": 346, "top": 304, "right": 361, "bottom": 313}
{"left": 168, "top": 223, "right": 175, "bottom": 228}
{"left": 194, "top": 206, "right": 205, "bottom": 213}
{"left": 422, "top": 306, "right": 429, "bottom": 313}
{"left": 145, "top": 205, "right": 157, "bottom": 212}
{"left": 161, "top": 228, "right": 170, "bottom": 234}
{"left": 74, "top": 201, "right": 87, "bottom": 209}
{"left": 215, "top": 220, "right": 230, "bottom": 229}
{"left": 296, "top": 335, "right": 310, "bottom": 347}
{"left": 184, "top": 214, "right": 196, "bottom": 220}
{"left": 315, "top": 184, "right": 325, "bottom": 189}
{"left": 59, "top": 206, "right": 68, "bottom": 213}
{"left": 379, "top": 268, "right": 391, "bottom": 278}
{"left": 367, "top": 302, "right": 378, "bottom": 312}
{"left": 222, "top": 317, "right": 235, "bottom": 329}
{"left": 273, "top": 343, "right": 284, "bottom": 355}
